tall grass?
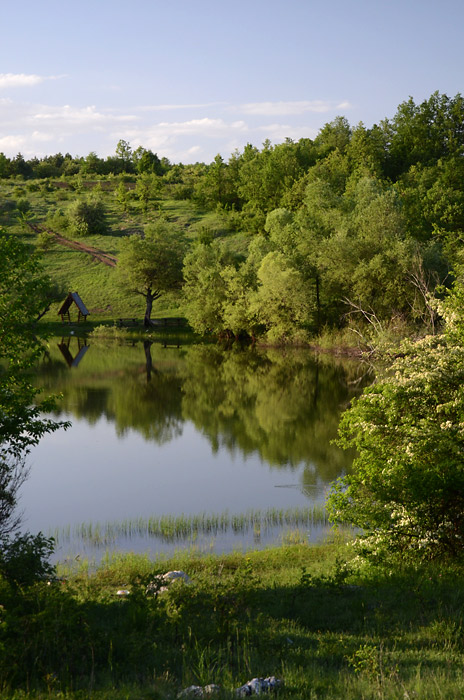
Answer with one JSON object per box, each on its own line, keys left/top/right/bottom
{"left": 51, "top": 505, "right": 329, "bottom": 547}
{"left": 5, "top": 543, "right": 464, "bottom": 699}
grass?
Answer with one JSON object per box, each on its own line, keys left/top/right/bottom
{"left": 0, "top": 177, "right": 246, "bottom": 325}
{"left": 51, "top": 505, "right": 330, "bottom": 548}
{"left": 4, "top": 542, "right": 464, "bottom": 698}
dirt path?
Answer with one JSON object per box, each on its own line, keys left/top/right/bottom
{"left": 29, "top": 223, "right": 118, "bottom": 267}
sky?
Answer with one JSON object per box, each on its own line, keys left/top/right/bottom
{"left": 1, "top": 0, "right": 463, "bottom": 165}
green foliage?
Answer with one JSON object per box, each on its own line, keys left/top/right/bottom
{"left": 327, "top": 283, "right": 464, "bottom": 562}
{"left": 0, "top": 232, "right": 65, "bottom": 585}
{"left": 183, "top": 242, "right": 230, "bottom": 335}
{"left": 135, "top": 172, "right": 161, "bottom": 211}
{"left": 67, "top": 197, "right": 108, "bottom": 236}
{"left": 0, "top": 232, "right": 52, "bottom": 362}
{"left": 14, "top": 198, "right": 31, "bottom": 215}
{"left": 45, "top": 207, "right": 69, "bottom": 232}
{"left": 251, "top": 251, "right": 312, "bottom": 343}
{"left": 384, "top": 91, "right": 464, "bottom": 179}
{"left": 114, "top": 179, "right": 130, "bottom": 212}
{"left": 116, "top": 219, "right": 186, "bottom": 324}
{"left": 35, "top": 230, "right": 55, "bottom": 252}
{"left": 0, "top": 533, "right": 55, "bottom": 586}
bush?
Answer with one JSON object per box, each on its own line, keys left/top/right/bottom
{"left": 0, "top": 533, "right": 55, "bottom": 586}
{"left": 36, "top": 231, "right": 55, "bottom": 251}
{"left": 67, "top": 197, "right": 108, "bottom": 236}
{"left": 15, "top": 198, "right": 31, "bottom": 214}
{"left": 327, "top": 285, "right": 464, "bottom": 563}
{"left": 45, "top": 207, "right": 69, "bottom": 232}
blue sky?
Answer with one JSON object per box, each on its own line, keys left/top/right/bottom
{"left": 1, "top": 0, "right": 463, "bottom": 164}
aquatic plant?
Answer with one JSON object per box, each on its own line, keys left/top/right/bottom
{"left": 53, "top": 505, "right": 329, "bottom": 548}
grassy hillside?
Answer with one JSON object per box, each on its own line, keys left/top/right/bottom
{"left": 0, "top": 177, "right": 245, "bottom": 326}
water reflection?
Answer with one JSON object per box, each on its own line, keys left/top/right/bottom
{"left": 57, "top": 336, "right": 90, "bottom": 368}
{"left": 23, "top": 337, "right": 373, "bottom": 557}
{"left": 36, "top": 337, "right": 370, "bottom": 480}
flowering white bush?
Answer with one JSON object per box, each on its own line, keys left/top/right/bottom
{"left": 327, "top": 283, "right": 464, "bottom": 562}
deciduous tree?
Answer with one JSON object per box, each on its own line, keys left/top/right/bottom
{"left": 117, "top": 221, "right": 185, "bottom": 326}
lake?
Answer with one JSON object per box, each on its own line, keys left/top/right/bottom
{"left": 20, "top": 335, "right": 370, "bottom": 563}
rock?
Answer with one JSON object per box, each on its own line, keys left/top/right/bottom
{"left": 163, "top": 570, "right": 192, "bottom": 583}
{"left": 204, "top": 684, "right": 221, "bottom": 695}
{"left": 177, "top": 677, "right": 282, "bottom": 698}
{"left": 177, "top": 685, "right": 204, "bottom": 698}
{"left": 177, "top": 684, "right": 220, "bottom": 698}
{"left": 146, "top": 570, "right": 192, "bottom": 595}
{"left": 236, "top": 677, "right": 283, "bottom": 696}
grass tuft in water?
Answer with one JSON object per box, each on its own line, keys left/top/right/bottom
{"left": 53, "top": 505, "right": 329, "bottom": 547}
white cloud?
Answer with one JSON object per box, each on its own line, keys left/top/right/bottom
{"left": 113, "top": 118, "right": 248, "bottom": 153}
{"left": 32, "top": 104, "right": 137, "bottom": 127}
{"left": 156, "top": 117, "right": 248, "bottom": 136}
{"left": 0, "top": 92, "right": 348, "bottom": 162}
{"left": 31, "top": 130, "right": 54, "bottom": 142}
{"left": 336, "top": 101, "right": 353, "bottom": 110}
{"left": 165, "top": 144, "right": 204, "bottom": 163}
{"left": 0, "top": 73, "right": 64, "bottom": 89}
{"left": 237, "top": 100, "right": 352, "bottom": 116}
{"left": 136, "top": 102, "right": 227, "bottom": 112}
{"left": 258, "top": 123, "right": 319, "bottom": 141}
{"left": 0, "top": 134, "right": 26, "bottom": 150}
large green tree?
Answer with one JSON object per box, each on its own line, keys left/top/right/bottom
{"left": 183, "top": 242, "right": 232, "bottom": 336}
{"left": 116, "top": 220, "right": 186, "bottom": 326}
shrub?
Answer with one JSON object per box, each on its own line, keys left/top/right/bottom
{"left": 36, "top": 230, "right": 55, "bottom": 251}
{"left": 0, "top": 533, "right": 55, "bottom": 586}
{"left": 67, "top": 197, "right": 108, "bottom": 236}
{"left": 327, "top": 284, "right": 464, "bottom": 563}
{"left": 45, "top": 207, "right": 69, "bottom": 232}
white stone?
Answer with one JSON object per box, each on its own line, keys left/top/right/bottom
{"left": 146, "top": 570, "right": 192, "bottom": 595}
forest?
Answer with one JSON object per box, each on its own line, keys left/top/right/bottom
{"left": 1, "top": 90, "right": 463, "bottom": 343}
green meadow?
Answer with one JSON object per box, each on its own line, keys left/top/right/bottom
{"left": 0, "top": 176, "right": 243, "bottom": 327}
{"left": 3, "top": 542, "right": 464, "bottom": 699}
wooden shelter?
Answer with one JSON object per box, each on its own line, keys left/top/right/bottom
{"left": 58, "top": 292, "right": 90, "bottom": 323}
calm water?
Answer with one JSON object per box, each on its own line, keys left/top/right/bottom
{"left": 20, "top": 336, "right": 370, "bottom": 561}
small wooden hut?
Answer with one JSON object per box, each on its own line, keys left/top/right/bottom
{"left": 58, "top": 292, "right": 90, "bottom": 323}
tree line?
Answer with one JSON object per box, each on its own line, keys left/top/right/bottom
{"left": 2, "top": 91, "right": 464, "bottom": 341}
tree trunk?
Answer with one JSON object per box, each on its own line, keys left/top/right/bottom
{"left": 315, "top": 274, "right": 321, "bottom": 331}
{"left": 144, "top": 289, "right": 155, "bottom": 327}
{"left": 143, "top": 288, "right": 161, "bottom": 327}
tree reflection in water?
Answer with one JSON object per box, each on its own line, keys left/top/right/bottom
{"left": 35, "top": 338, "right": 372, "bottom": 490}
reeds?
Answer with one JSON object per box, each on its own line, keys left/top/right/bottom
{"left": 52, "top": 504, "right": 329, "bottom": 547}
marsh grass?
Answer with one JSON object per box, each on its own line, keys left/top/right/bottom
{"left": 51, "top": 505, "right": 329, "bottom": 549}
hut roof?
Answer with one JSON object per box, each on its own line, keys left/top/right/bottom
{"left": 58, "top": 292, "right": 90, "bottom": 316}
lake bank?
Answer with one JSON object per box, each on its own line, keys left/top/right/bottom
{"left": 3, "top": 541, "right": 464, "bottom": 699}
